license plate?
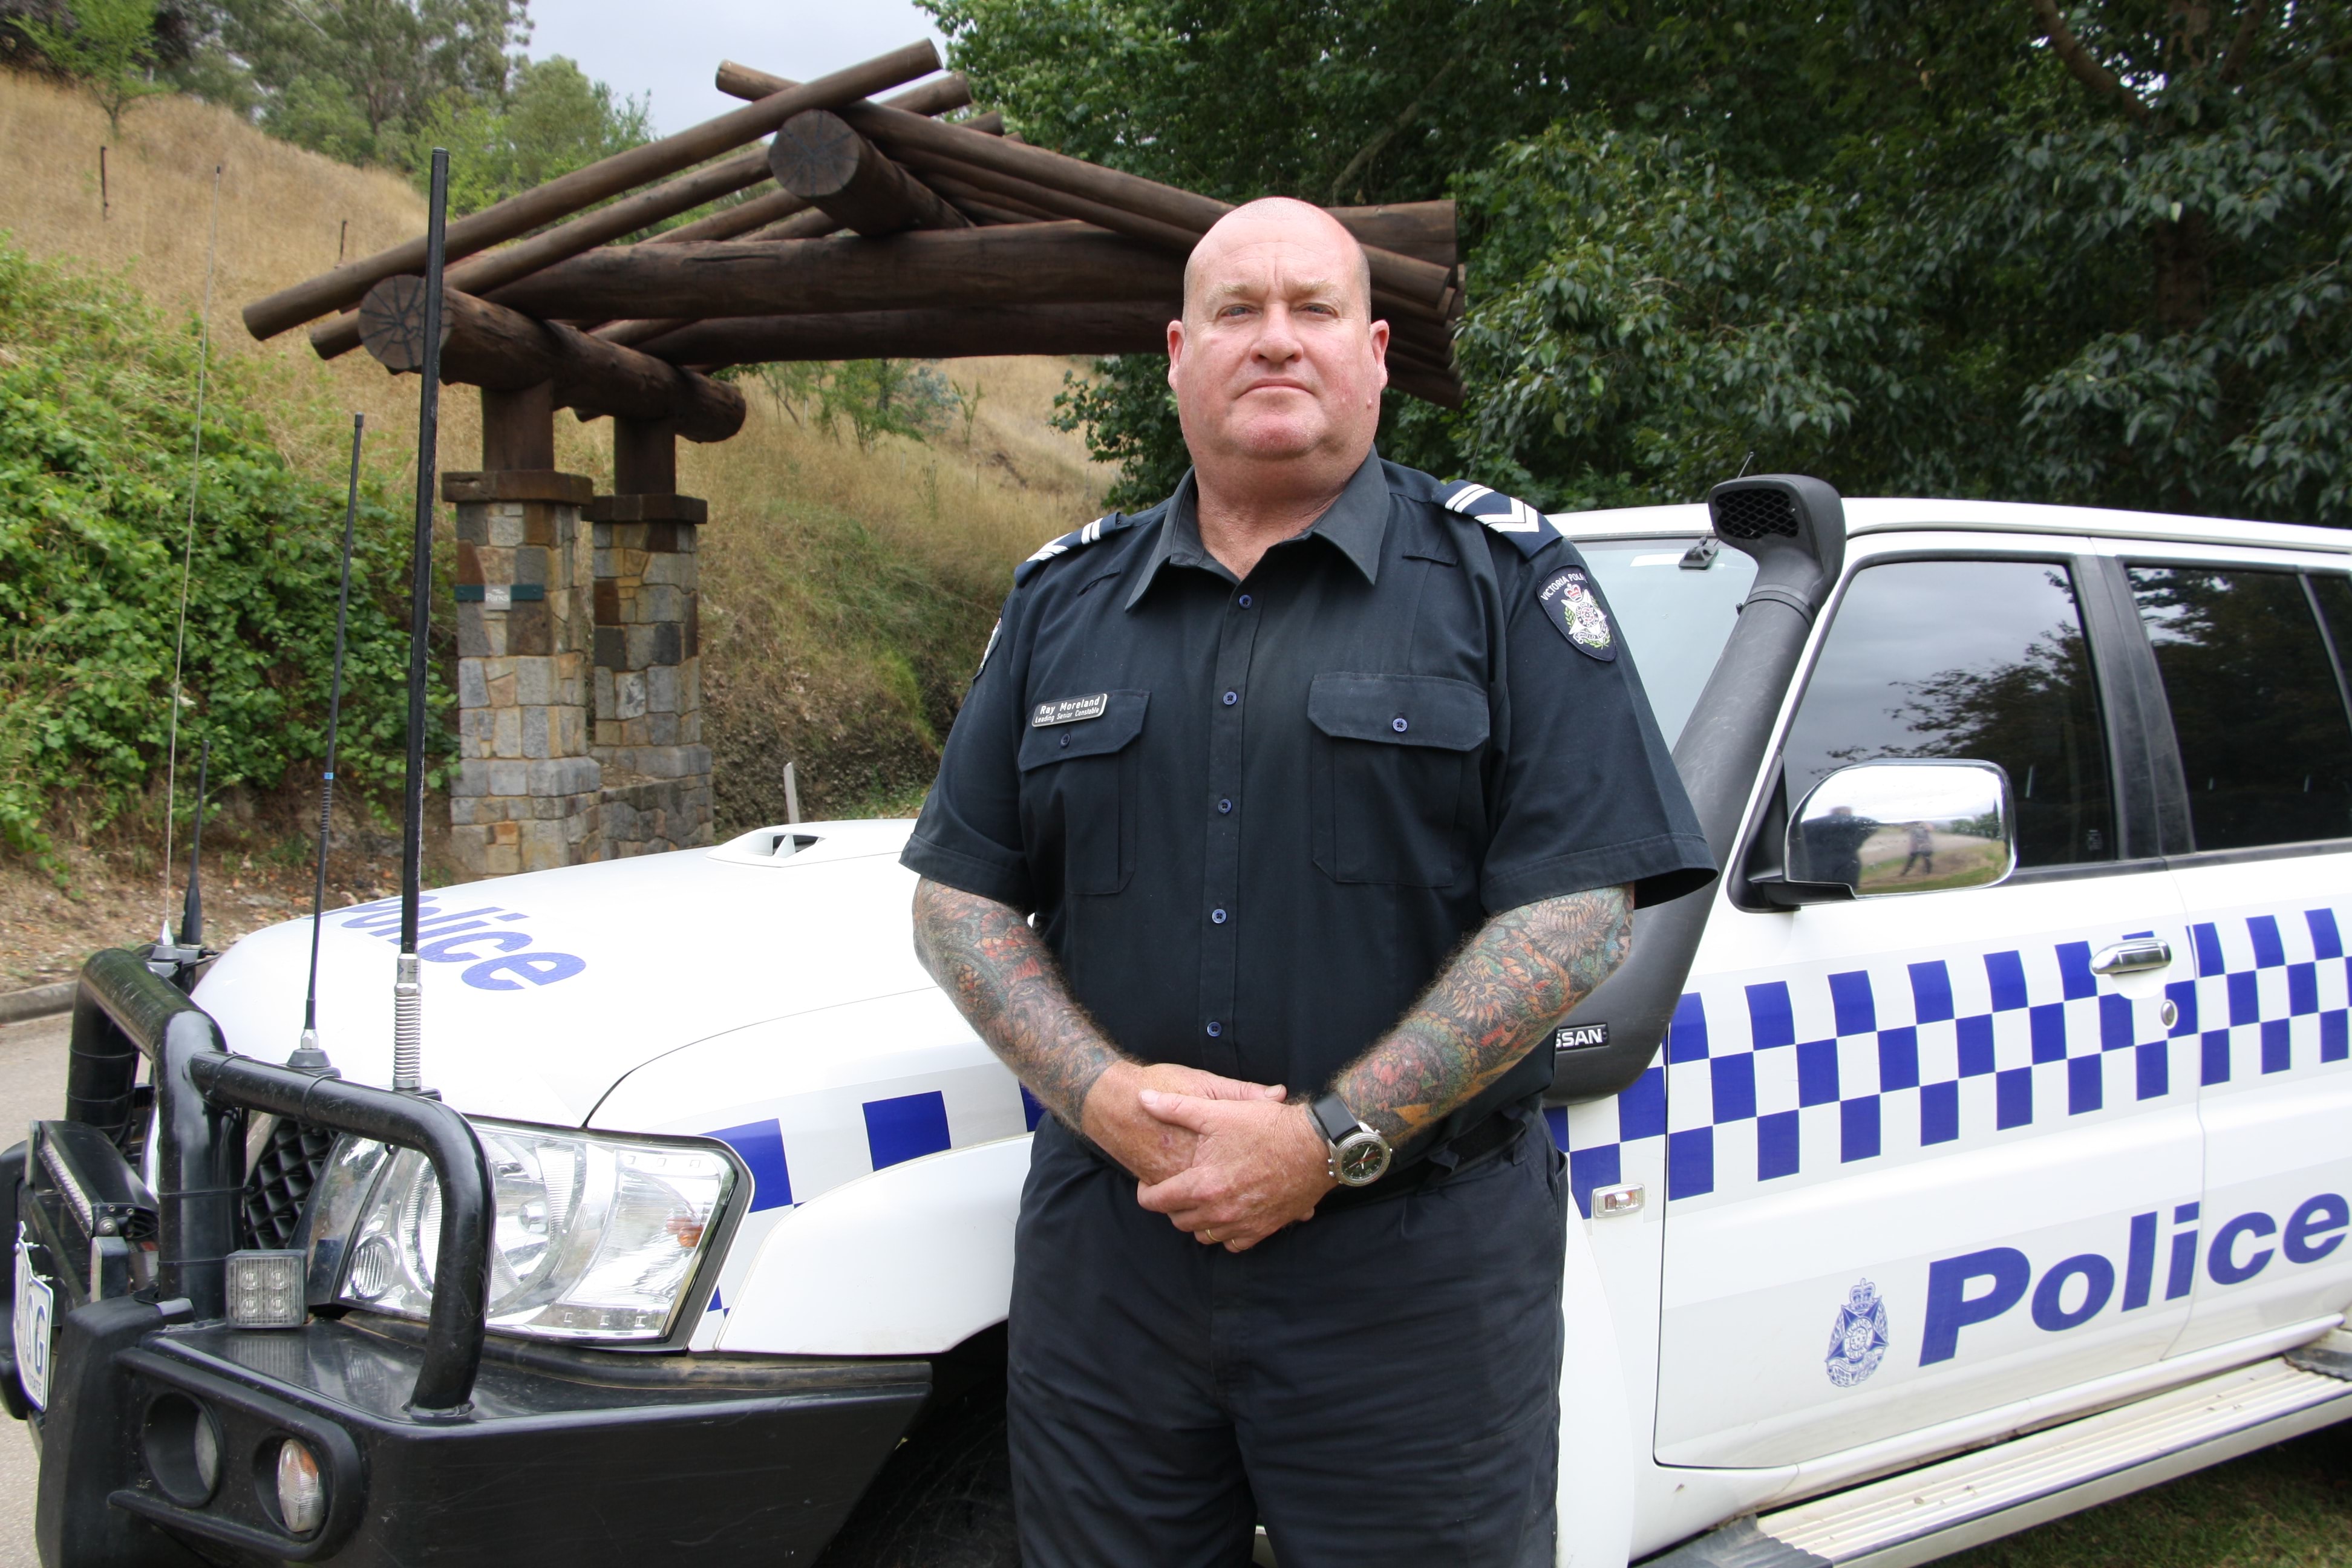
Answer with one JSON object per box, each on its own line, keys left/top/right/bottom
{"left": 13, "top": 1230, "right": 51, "bottom": 1411}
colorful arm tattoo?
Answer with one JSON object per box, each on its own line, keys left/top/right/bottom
{"left": 910, "top": 877, "right": 1126, "bottom": 1126}
{"left": 1333, "top": 885, "right": 1633, "bottom": 1142}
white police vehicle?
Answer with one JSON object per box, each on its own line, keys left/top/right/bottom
{"left": 8, "top": 476, "right": 2351, "bottom": 1567}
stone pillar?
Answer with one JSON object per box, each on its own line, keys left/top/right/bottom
{"left": 445, "top": 384, "right": 602, "bottom": 876}
{"left": 588, "top": 417, "right": 713, "bottom": 857}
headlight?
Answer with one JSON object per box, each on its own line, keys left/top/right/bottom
{"left": 333, "top": 1122, "right": 736, "bottom": 1343}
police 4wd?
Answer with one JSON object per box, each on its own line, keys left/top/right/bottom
{"left": 7, "top": 475, "right": 2351, "bottom": 1568}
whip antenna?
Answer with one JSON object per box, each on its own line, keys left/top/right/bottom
{"left": 394, "top": 150, "right": 450, "bottom": 1096}
{"left": 160, "top": 162, "right": 224, "bottom": 938}
{"left": 291, "top": 414, "right": 366, "bottom": 1077}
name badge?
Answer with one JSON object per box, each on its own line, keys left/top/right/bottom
{"left": 1033, "top": 693, "right": 1109, "bottom": 727}
{"left": 1555, "top": 1022, "right": 1610, "bottom": 1052}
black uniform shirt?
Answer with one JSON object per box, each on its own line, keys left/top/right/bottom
{"left": 903, "top": 451, "right": 1714, "bottom": 1099}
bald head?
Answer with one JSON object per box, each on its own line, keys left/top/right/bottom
{"left": 1183, "top": 197, "right": 1372, "bottom": 322}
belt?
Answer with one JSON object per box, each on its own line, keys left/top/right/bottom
{"left": 1069, "top": 1102, "right": 1534, "bottom": 1214}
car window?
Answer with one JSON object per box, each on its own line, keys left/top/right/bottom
{"left": 2128, "top": 566, "right": 2352, "bottom": 851}
{"left": 2311, "top": 572, "right": 2352, "bottom": 679}
{"left": 1576, "top": 538, "right": 1757, "bottom": 746}
{"left": 1782, "top": 558, "right": 2115, "bottom": 869}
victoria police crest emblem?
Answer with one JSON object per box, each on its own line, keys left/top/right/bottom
{"left": 1536, "top": 568, "right": 1616, "bottom": 661}
{"left": 1824, "top": 1279, "right": 1890, "bottom": 1387}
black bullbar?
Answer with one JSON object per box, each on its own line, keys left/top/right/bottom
{"left": 15, "top": 949, "right": 932, "bottom": 1568}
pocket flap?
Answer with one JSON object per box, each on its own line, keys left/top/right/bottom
{"left": 1308, "top": 673, "right": 1489, "bottom": 751}
{"left": 1019, "top": 690, "right": 1149, "bottom": 769}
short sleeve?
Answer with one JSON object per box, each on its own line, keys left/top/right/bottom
{"left": 1479, "top": 541, "right": 1717, "bottom": 913}
{"left": 901, "top": 588, "right": 1034, "bottom": 907}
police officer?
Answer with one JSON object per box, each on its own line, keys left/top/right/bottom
{"left": 904, "top": 198, "right": 1714, "bottom": 1567}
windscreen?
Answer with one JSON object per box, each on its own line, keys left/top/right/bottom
{"left": 1577, "top": 538, "right": 1757, "bottom": 746}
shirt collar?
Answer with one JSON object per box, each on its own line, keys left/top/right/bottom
{"left": 1125, "top": 449, "right": 1390, "bottom": 611}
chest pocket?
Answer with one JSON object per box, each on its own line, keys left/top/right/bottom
{"left": 1308, "top": 673, "right": 1489, "bottom": 888}
{"left": 1019, "top": 690, "right": 1148, "bottom": 896}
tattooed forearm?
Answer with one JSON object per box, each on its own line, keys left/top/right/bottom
{"left": 1332, "top": 885, "right": 1633, "bottom": 1142}
{"left": 911, "top": 878, "right": 1128, "bottom": 1126}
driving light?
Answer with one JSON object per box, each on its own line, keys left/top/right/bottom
{"left": 225, "top": 1250, "right": 306, "bottom": 1328}
{"left": 272, "top": 1438, "right": 327, "bottom": 1535}
{"left": 335, "top": 1122, "right": 735, "bottom": 1342}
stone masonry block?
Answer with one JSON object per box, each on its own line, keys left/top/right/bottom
{"left": 522, "top": 707, "right": 550, "bottom": 759}
{"left": 645, "top": 664, "right": 679, "bottom": 714}
{"left": 651, "top": 622, "right": 682, "bottom": 668}
{"left": 458, "top": 659, "right": 489, "bottom": 708}
{"left": 514, "top": 659, "right": 554, "bottom": 708}
{"left": 616, "top": 671, "right": 647, "bottom": 721}
{"left": 488, "top": 759, "right": 528, "bottom": 796}
{"left": 491, "top": 708, "right": 523, "bottom": 759}
{"left": 488, "top": 511, "right": 525, "bottom": 547}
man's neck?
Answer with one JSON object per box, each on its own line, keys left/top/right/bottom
{"left": 1191, "top": 454, "right": 1364, "bottom": 580}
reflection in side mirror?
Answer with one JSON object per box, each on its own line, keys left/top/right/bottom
{"left": 1786, "top": 760, "right": 2017, "bottom": 898}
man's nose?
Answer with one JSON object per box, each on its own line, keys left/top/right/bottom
{"left": 1252, "top": 305, "right": 1304, "bottom": 363}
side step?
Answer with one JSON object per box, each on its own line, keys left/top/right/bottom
{"left": 1645, "top": 1338, "right": 2352, "bottom": 1568}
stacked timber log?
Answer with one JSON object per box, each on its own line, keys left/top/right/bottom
{"left": 247, "top": 36, "right": 1468, "bottom": 420}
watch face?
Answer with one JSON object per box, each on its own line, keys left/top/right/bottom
{"left": 1336, "top": 1133, "right": 1391, "bottom": 1186}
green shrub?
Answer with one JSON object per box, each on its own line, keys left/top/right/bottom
{"left": 0, "top": 237, "right": 442, "bottom": 857}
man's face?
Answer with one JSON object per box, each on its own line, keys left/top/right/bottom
{"left": 1168, "top": 206, "right": 1389, "bottom": 474}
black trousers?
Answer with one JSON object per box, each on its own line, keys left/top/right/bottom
{"left": 1007, "top": 1111, "right": 1569, "bottom": 1568}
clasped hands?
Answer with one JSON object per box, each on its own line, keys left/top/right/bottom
{"left": 1079, "top": 1061, "right": 1335, "bottom": 1252}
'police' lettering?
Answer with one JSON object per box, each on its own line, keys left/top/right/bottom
{"left": 1921, "top": 1192, "right": 2348, "bottom": 1366}
{"left": 338, "top": 895, "right": 587, "bottom": 990}
{"left": 1920, "top": 1247, "right": 2030, "bottom": 1365}
{"left": 463, "top": 952, "right": 587, "bottom": 991}
{"left": 2284, "top": 1195, "right": 2349, "bottom": 1264}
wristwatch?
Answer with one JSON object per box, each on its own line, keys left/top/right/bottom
{"left": 1308, "top": 1093, "right": 1393, "bottom": 1187}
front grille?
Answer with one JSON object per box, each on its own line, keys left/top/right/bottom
{"left": 242, "top": 1118, "right": 338, "bottom": 1250}
{"left": 1711, "top": 487, "right": 1800, "bottom": 540}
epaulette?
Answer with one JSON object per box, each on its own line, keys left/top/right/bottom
{"left": 1436, "top": 480, "right": 1563, "bottom": 558}
{"left": 1013, "top": 510, "right": 1137, "bottom": 586}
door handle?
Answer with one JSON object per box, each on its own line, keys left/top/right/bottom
{"left": 2091, "top": 938, "right": 2173, "bottom": 976}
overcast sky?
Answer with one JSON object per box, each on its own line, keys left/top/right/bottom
{"left": 525, "top": 0, "right": 951, "bottom": 137}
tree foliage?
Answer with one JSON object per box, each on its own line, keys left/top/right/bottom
{"left": 394, "top": 55, "right": 650, "bottom": 215}
{"left": 0, "top": 238, "right": 441, "bottom": 856}
{"left": 13, "top": 0, "right": 177, "bottom": 134}
{"left": 936, "top": 0, "right": 2352, "bottom": 527}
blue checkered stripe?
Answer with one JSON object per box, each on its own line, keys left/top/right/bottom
{"left": 1543, "top": 904, "right": 2348, "bottom": 1217}
{"left": 2175, "top": 907, "right": 2351, "bottom": 1094}
{"left": 704, "top": 1076, "right": 1043, "bottom": 1216}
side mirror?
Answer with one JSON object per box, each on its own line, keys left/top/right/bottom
{"left": 1782, "top": 760, "right": 2017, "bottom": 901}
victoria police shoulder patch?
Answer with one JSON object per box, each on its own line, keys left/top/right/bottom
{"left": 1537, "top": 567, "right": 1615, "bottom": 661}
{"left": 1824, "top": 1278, "right": 1891, "bottom": 1388}
{"left": 1436, "top": 480, "right": 1562, "bottom": 558}
{"left": 1013, "top": 510, "right": 1134, "bottom": 587}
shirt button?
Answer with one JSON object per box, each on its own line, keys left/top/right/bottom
{"left": 1211, "top": 908, "right": 1227, "bottom": 924}
{"left": 1238, "top": 593, "right": 1253, "bottom": 608}
{"left": 1393, "top": 716, "right": 1409, "bottom": 733}
{"left": 1059, "top": 734, "right": 1070, "bottom": 748}
{"left": 1223, "top": 690, "right": 1239, "bottom": 706}
{"left": 1206, "top": 1021, "right": 1223, "bottom": 1038}
{"left": 1217, "top": 797, "right": 1233, "bottom": 814}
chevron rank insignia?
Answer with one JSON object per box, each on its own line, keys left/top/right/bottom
{"left": 1014, "top": 511, "right": 1131, "bottom": 586}
{"left": 1438, "top": 480, "right": 1561, "bottom": 557}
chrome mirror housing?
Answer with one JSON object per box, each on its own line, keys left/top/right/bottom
{"left": 1785, "top": 760, "right": 2017, "bottom": 898}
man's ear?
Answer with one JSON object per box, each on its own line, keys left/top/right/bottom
{"left": 1369, "top": 318, "right": 1391, "bottom": 396}
{"left": 1166, "top": 316, "right": 1186, "bottom": 391}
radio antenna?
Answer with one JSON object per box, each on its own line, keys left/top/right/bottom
{"left": 393, "top": 150, "right": 449, "bottom": 1097}
{"left": 159, "top": 163, "right": 224, "bottom": 941}
{"left": 290, "top": 414, "right": 366, "bottom": 1077}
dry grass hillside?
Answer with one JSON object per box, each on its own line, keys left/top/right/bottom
{"left": 0, "top": 68, "right": 1112, "bottom": 983}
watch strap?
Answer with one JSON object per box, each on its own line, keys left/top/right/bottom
{"left": 1308, "top": 1091, "right": 1361, "bottom": 1148}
